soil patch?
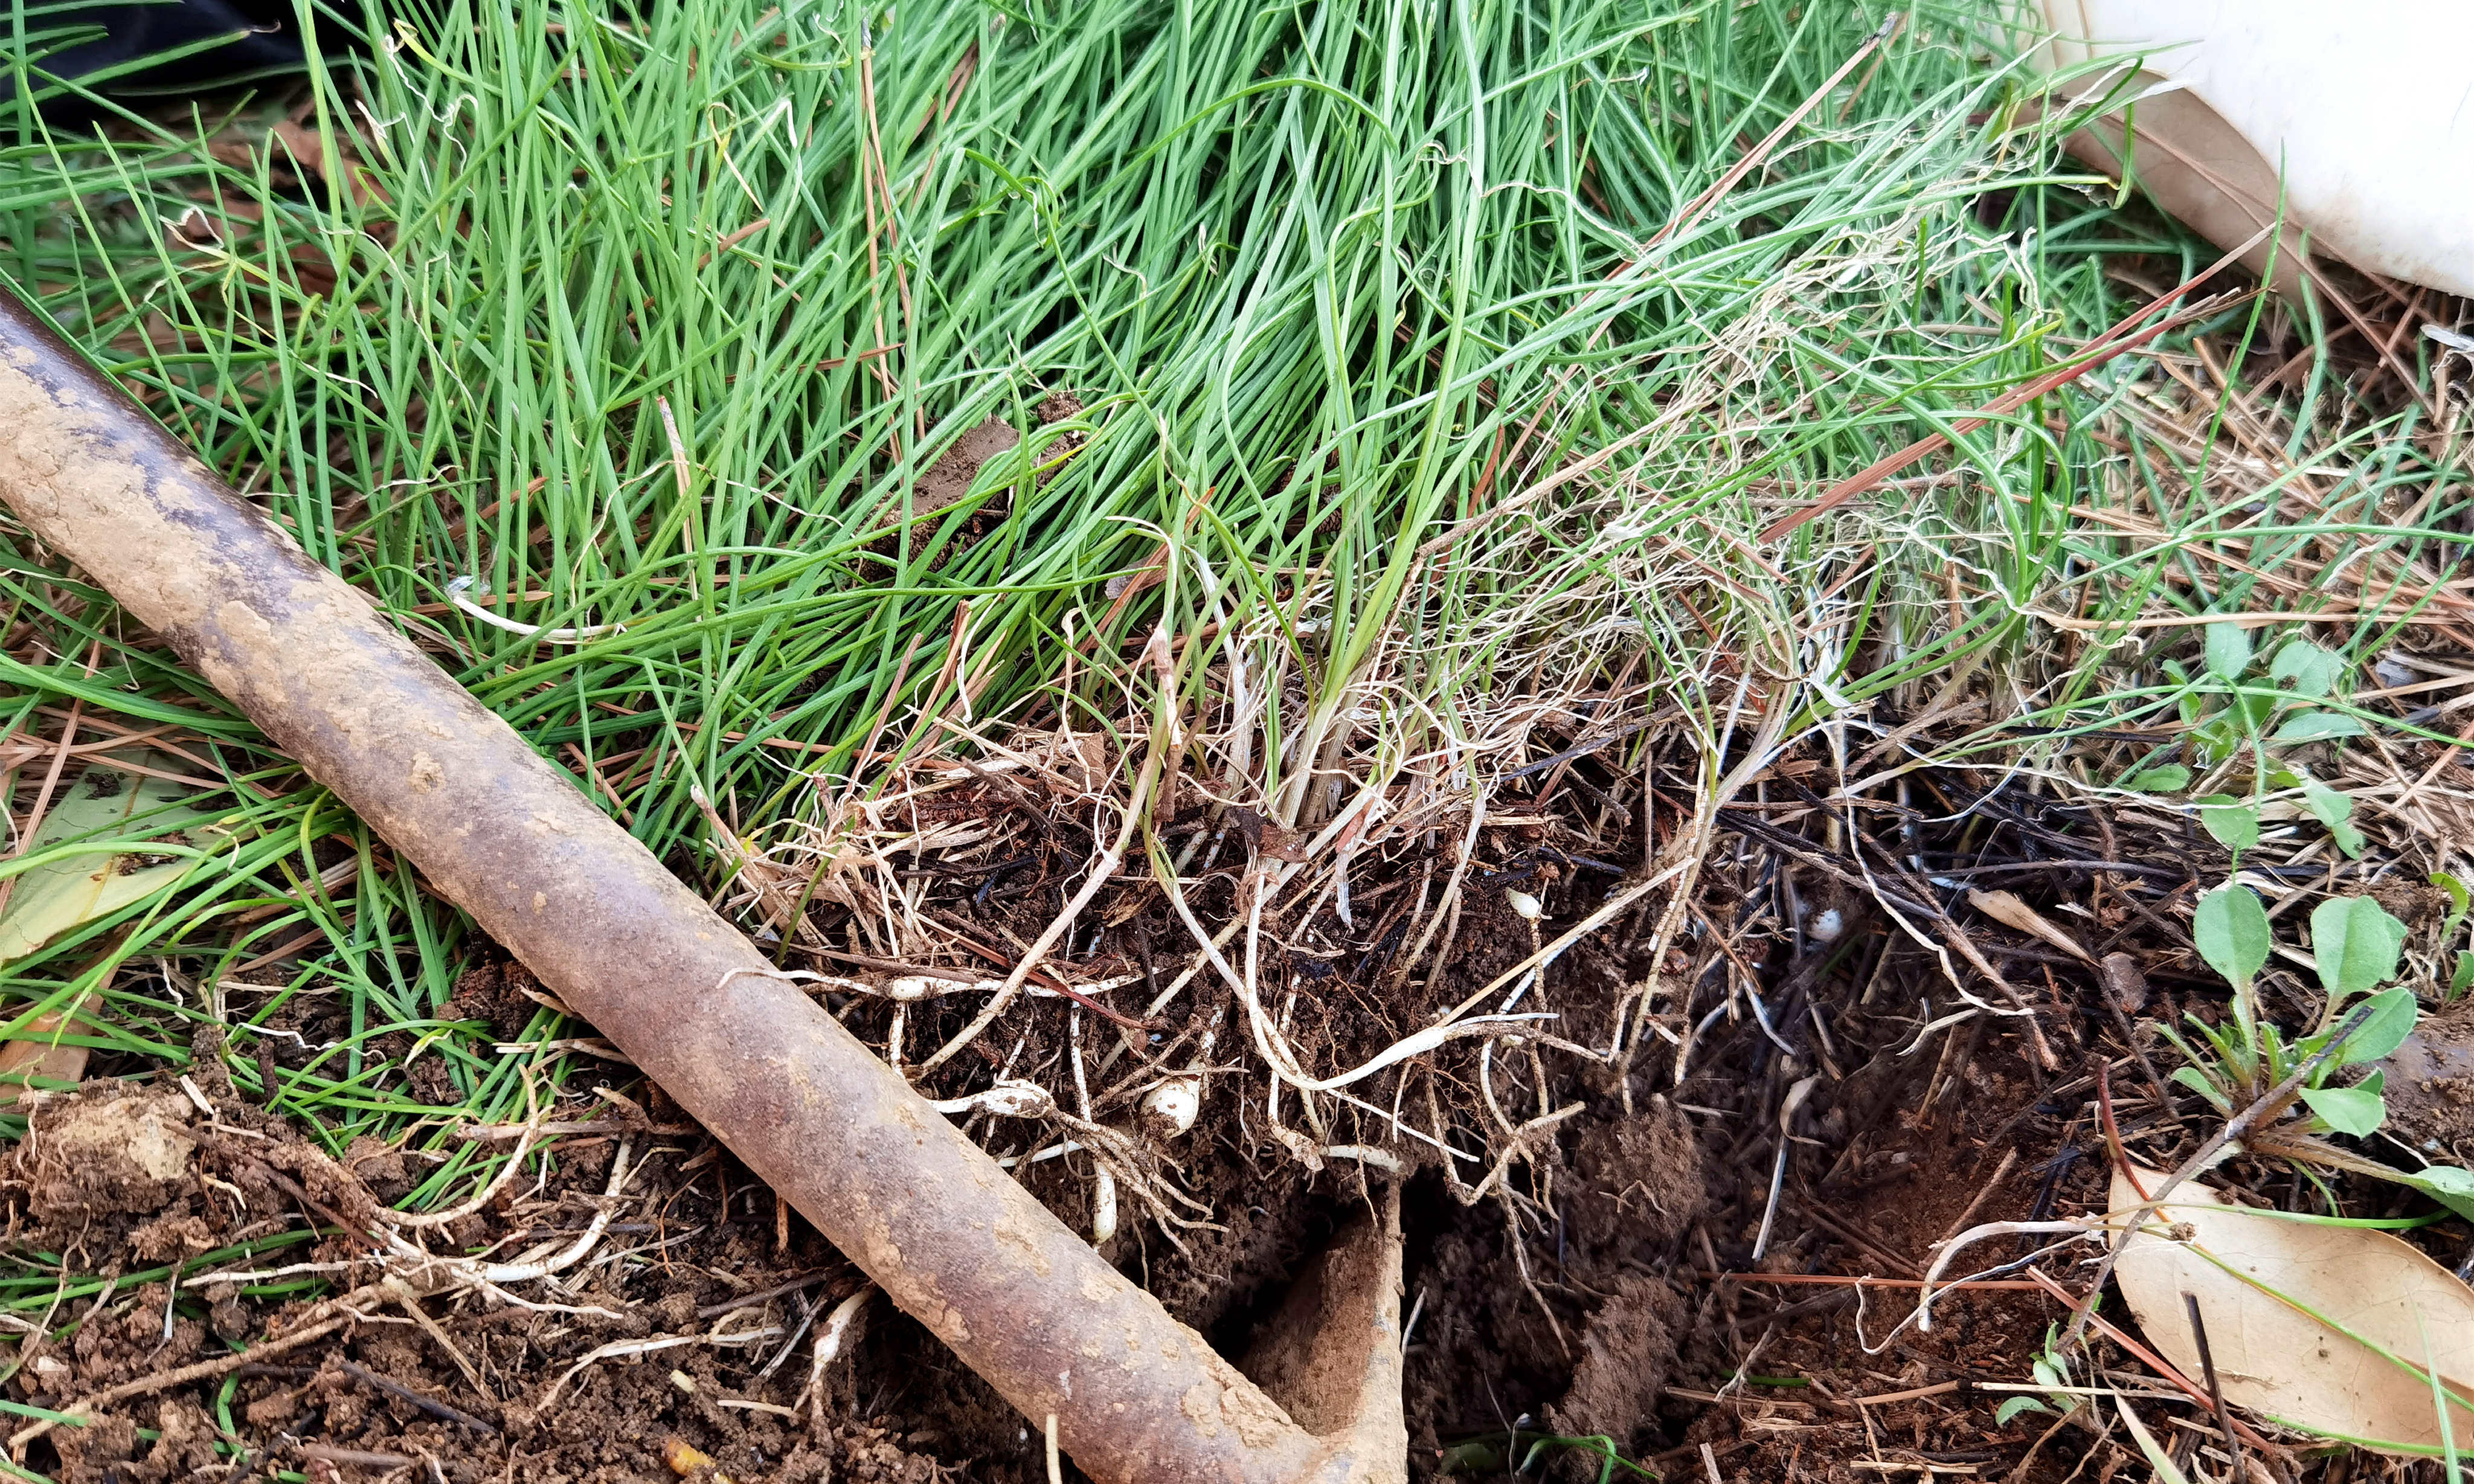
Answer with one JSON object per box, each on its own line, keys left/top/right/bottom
{"left": 11, "top": 748, "right": 2473, "bottom": 1484}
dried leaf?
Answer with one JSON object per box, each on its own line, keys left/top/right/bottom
{"left": 269, "top": 120, "right": 391, "bottom": 210}
{"left": 2107, "top": 1165, "right": 2474, "bottom": 1451}
{"left": 1968, "top": 889, "right": 2093, "bottom": 963}
{"left": 0, "top": 1012, "right": 97, "bottom": 1106}
{"left": 2100, "top": 952, "right": 2151, "bottom": 1013}
{"left": 0, "top": 756, "right": 204, "bottom": 965}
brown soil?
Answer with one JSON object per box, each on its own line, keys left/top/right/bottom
{"left": 9, "top": 760, "right": 2472, "bottom": 1484}
{"left": 2385, "top": 1001, "right": 2474, "bottom": 1160}
{"left": 859, "top": 396, "right": 1082, "bottom": 573}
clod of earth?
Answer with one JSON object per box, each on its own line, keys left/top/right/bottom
{"left": 2380, "top": 1001, "right": 2474, "bottom": 1157}
{"left": 21, "top": 1092, "right": 198, "bottom": 1221}
{"left": 0, "top": 288, "right": 1404, "bottom": 1484}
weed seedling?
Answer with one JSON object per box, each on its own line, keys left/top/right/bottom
{"left": 2162, "top": 883, "right": 2474, "bottom": 1218}
{"left": 1435, "top": 1427, "right": 1658, "bottom": 1483}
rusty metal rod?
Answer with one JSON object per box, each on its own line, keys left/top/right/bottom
{"left": 0, "top": 292, "right": 1358, "bottom": 1483}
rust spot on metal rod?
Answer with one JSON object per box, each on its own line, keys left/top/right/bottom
{"left": 0, "top": 293, "right": 1387, "bottom": 1484}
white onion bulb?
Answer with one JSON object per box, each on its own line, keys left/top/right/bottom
{"left": 1139, "top": 1078, "right": 1201, "bottom": 1139}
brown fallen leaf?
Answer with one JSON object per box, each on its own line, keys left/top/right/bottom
{"left": 0, "top": 1012, "right": 97, "bottom": 1107}
{"left": 1968, "top": 888, "right": 2093, "bottom": 964}
{"left": 0, "top": 753, "right": 204, "bottom": 963}
{"left": 2107, "top": 1164, "right": 2474, "bottom": 1451}
{"left": 270, "top": 120, "right": 392, "bottom": 211}
{"left": 2100, "top": 952, "right": 2150, "bottom": 1014}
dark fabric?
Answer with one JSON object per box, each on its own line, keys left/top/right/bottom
{"left": 5, "top": 0, "right": 309, "bottom": 130}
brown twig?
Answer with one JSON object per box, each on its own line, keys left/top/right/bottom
{"left": 0, "top": 289, "right": 1349, "bottom": 1484}
{"left": 2182, "top": 1293, "right": 2246, "bottom": 1482}
{"left": 338, "top": 1359, "right": 497, "bottom": 1434}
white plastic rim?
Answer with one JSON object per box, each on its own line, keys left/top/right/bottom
{"left": 2031, "top": 1, "right": 2474, "bottom": 297}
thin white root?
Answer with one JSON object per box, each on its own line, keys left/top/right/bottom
{"left": 444, "top": 576, "right": 623, "bottom": 644}
{"left": 882, "top": 972, "right": 1143, "bottom": 1002}
{"left": 803, "top": 1288, "right": 875, "bottom": 1422}
{"left": 928, "top": 1079, "right": 1055, "bottom": 1118}
{"left": 190, "top": 1261, "right": 357, "bottom": 1287}
{"left": 995, "top": 1139, "right": 1084, "bottom": 1169}
{"left": 1750, "top": 1074, "right": 1819, "bottom": 1262}
{"left": 1456, "top": 1102, "right": 1586, "bottom": 1207}
{"left": 387, "top": 1140, "right": 635, "bottom": 1290}
{"left": 1915, "top": 1219, "right": 2102, "bottom": 1332}
{"left": 1070, "top": 1012, "right": 1116, "bottom": 1244}
{"left": 1319, "top": 1145, "right": 1403, "bottom": 1173}
{"left": 391, "top": 1071, "right": 544, "bottom": 1230}
{"left": 539, "top": 1316, "right": 780, "bottom": 1411}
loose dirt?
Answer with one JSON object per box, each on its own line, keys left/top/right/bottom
{"left": 10, "top": 752, "right": 2473, "bottom": 1484}
{"left": 2385, "top": 1001, "right": 2474, "bottom": 1160}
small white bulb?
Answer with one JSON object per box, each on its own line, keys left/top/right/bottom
{"left": 1139, "top": 1078, "right": 1201, "bottom": 1138}
{"left": 1090, "top": 1169, "right": 1119, "bottom": 1245}
{"left": 1506, "top": 890, "right": 1543, "bottom": 920}
{"left": 1808, "top": 908, "right": 1843, "bottom": 944}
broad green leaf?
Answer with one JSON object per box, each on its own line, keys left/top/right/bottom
{"left": 2196, "top": 796, "right": 2259, "bottom": 853}
{"left": 2398, "top": 1164, "right": 2474, "bottom": 1223}
{"left": 2298, "top": 1084, "right": 2386, "bottom": 1136}
{"left": 2299, "top": 777, "right": 2351, "bottom": 827}
{"left": 2310, "top": 896, "right": 2407, "bottom": 1000}
{"left": 1994, "top": 1397, "right": 2051, "bottom": 1425}
{"left": 2194, "top": 884, "right": 2270, "bottom": 989}
{"left": 2270, "top": 639, "right": 2343, "bottom": 698}
{"left": 2452, "top": 951, "right": 2474, "bottom": 1000}
{"left": 2127, "top": 765, "right": 2191, "bottom": 793}
{"left": 2205, "top": 623, "right": 2252, "bottom": 681}
{"left": 0, "top": 757, "right": 205, "bottom": 965}
{"left": 2191, "top": 719, "right": 2240, "bottom": 766}
{"left": 2431, "top": 870, "right": 2469, "bottom": 932}
{"left": 2272, "top": 711, "right": 2366, "bottom": 744}
{"left": 2299, "top": 778, "right": 2365, "bottom": 858}
{"left": 2334, "top": 988, "right": 2418, "bottom": 1066}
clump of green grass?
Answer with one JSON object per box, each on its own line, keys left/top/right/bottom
{"left": 0, "top": 0, "right": 2385, "bottom": 1198}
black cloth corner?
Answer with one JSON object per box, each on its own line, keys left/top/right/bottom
{"left": 5, "top": 0, "right": 310, "bottom": 130}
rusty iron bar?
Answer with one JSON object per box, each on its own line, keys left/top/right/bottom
{"left": 0, "top": 292, "right": 1375, "bottom": 1483}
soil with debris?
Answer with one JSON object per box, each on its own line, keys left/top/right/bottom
{"left": 15, "top": 730, "right": 2474, "bottom": 1484}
